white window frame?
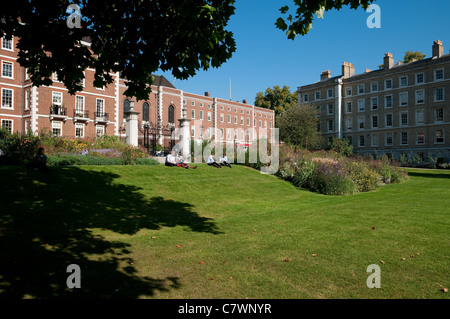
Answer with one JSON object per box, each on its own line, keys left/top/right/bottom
{"left": 372, "top": 134, "right": 379, "bottom": 147}
{"left": 400, "top": 132, "right": 408, "bottom": 145}
{"left": 434, "top": 68, "right": 444, "bottom": 82}
{"left": 1, "top": 36, "right": 13, "bottom": 51}
{"left": 357, "top": 84, "right": 365, "bottom": 95}
{"left": 371, "top": 115, "right": 379, "bottom": 129}
{"left": 207, "top": 111, "right": 211, "bottom": 122}
{"left": 327, "top": 119, "right": 334, "bottom": 132}
{"left": 199, "top": 110, "right": 203, "bottom": 120}
{"left": 385, "top": 79, "right": 393, "bottom": 90}
{"left": 400, "top": 111, "right": 408, "bottom": 127}
{"left": 346, "top": 87, "right": 352, "bottom": 97}
{"left": 371, "top": 97, "right": 379, "bottom": 110}
{"left": 385, "top": 113, "right": 393, "bottom": 128}
{"left": 75, "top": 123, "right": 85, "bottom": 138}
{"left": 75, "top": 95, "right": 85, "bottom": 113}
{"left": 327, "top": 104, "right": 334, "bottom": 115}
{"left": 1, "top": 88, "right": 14, "bottom": 109}
{"left": 415, "top": 90, "right": 425, "bottom": 105}
{"left": 416, "top": 72, "right": 424, "bottom": 85}
{"left": 96, "top": 125, "right": 105, "bottom": 137}
{"left": 96, "top": 98, "right": 104, "bottom": 115}
{"left": 357, "top": 99, "right": 365, "bottom": 113}
{"left": 416, "top": 109, "right": 425, "bottom": 125}
{"left": 346, "top": 101, "right": 352, "bottom": 114}
{"left": 220, "top": 113, "right": 224, "bottom": 122}
{"left": 227, "top": 114, "right": 231, "bottom": 123}
{"left": 385, "top": 132, "right": 393, "bottom": 146}
{"left": 385, "top": 95, "right": 393, "bottom": 109}
{"left": 435, "top": 129, "right": 444, "bottom": 144}
{"left": 52, "top": 121, "right": 62, "bottom": 137}
{"left": 434, "top": 87, "right": 444, "bottom": 102}
{"left": 1, "top": 61, "right": 13, "bottom": 79}
{"left": 327, "top": 89, "right": 333, "bottom": 98}
{"left": 1, "top": 119, "right": 13, "bottom": 133}
{"left": 435, "top": 108, "right": 444, "bottom": 123}
{"left": 191, "top": 109, "right": 195, "bottom": 119}
{"left": 358, "top": 116, "right": 365, "bottom": 130}
{"left": 359, "top": 135, "right": 365, "bottom": 147}
{"left": 416, "top": 130, "right": 425, "bottom": 145}
{"left": 399, "top": 92, "right": 408, "bottom": 107}
{"left": 371, "top": 81, "right": 378, "bottom": 92}
{"left": 345, "top": 118, "right": 353, "bottom": 131}
{"left": 399, "top": 76, "right": 408, "bottom": 88}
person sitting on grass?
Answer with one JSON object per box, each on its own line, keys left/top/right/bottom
{"left": 219, "top": 154, "right": 232, "bottom": 168}
{"left": 176, "top": 152, "right": 197, "bottom": 169}
{"left": 165, "top": 152, "right": 177, "bottom": 167}
{"left": 29, "top": 147, "right": 50, "bottom": 172}
{"left": 207, "top": 154, "right": 221, "bottom": 168}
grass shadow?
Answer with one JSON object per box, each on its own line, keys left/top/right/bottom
{"left": 0, "top": 165, "right": 219, "bottom": 298}
{"left": 407, "top": 170, "right": 450, "bottom": 179}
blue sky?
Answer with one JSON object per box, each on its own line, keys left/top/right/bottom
{"left": 158, "top": 0, "right": 450, "bottom": 103}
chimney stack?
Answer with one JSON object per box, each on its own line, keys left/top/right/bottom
{"left": 342, "top": 62, "right": 355, "bottom": 78}
{"left": 242, "top": 99, "right": 247, "bottom": 104}
{"left": 433, "top": 40, "right": 444, "bottom": 58}
{"left": 384, "top": 52, "right": 394, "bottom": 70}
{"left": 204, "top": 91, "right": 210, "bottom": 97}
{"left": 321, "top": 70, "right": 331, "bottom": 81}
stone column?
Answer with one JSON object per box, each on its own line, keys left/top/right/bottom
{"left": 178, "top": 108, "right": 192, "bottom": 163}
{"left": 125, "top": 100, "right": 140, "bottom": 147}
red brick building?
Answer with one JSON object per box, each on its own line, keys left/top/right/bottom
{"left": 0, "top": 36, "right": 275, "bottom": 149}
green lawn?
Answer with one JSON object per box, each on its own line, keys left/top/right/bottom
{"left": 0, "top": 164, "right": 449, "bottom": 299}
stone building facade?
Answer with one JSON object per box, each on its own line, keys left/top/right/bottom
{"left": 297, "top": 40, "right": 450, "bottom": 162}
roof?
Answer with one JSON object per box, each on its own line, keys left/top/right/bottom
{"left": 120, "top": 73, "right": 176, "bottom": 89}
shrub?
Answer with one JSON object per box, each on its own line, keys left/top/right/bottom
{"left": 311, "top": 162, "right": 356, "bottom": 196}
{"left": 346, "top": 160, "right": 381, "bottom": 192}
{"left": 292, "top": 160, "right": 316, "bottom": 189}
{"left": 47, "top": 155, "right": 126, "bottom": 166}
{"left": 0, "top": 128, "right": 41, "bottom": 164}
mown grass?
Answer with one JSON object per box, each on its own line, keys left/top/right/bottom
{"left": 0, "top": 164, "right": 448, "bottom": 299}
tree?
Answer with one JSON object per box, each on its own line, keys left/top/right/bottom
{"left": 1, "top": 0, "right": 378, "bottom": 101}
{"left": 254, "top": 85, "right": 297, "bottom": 117}
{"left": 276, "top": 103, "right": 323, "bottom": 149}
{"left": 402, "top": 50, "right": 426, "bottom": 63}
{"left": 276, "top": 0, "right": 376, "bottom": 39}
{"left": 0, "top": 1, "right": 236, "bottom": 100}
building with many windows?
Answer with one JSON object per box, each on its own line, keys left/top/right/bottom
{"left": 297, "top": 40, "right": 450, "bottom": 161}
{"left": 0, "top": 36, "right": 274, "bottom": 150}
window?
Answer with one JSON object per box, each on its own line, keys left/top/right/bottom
{"left": 415, "top": 90, "right": 424, "bottom": 104}
{"left": 372, "top": 115, "right": 379, "bottom": 128}
{"left": 417, "top": 131, "right": 425, "bottom": 144}
{"left": 235, "top": 108, "right": 238, "bottom": 113}
{"left": 372, "top": 134, "right": 379, "bottom": 147}
{"left": 190, "top": 109, "right": 195, "bottom": 120}
{"left": 327, "top": 104, "right": 334, "bottom": 115}
{"left": 220, "top": 105, "right": 224, "bottom": 110}
{"left": 328, "top": 89, "right": 333, "bottom": 98}
{"left": 359, "top": 136, "right": 365, "bottom": 147}
{"left": 371, "top": 82, "right": 378, "bottom": 92}
{"left": 328, "top": 119, "right": 334, "bottom": 132}
{"left": 200, "top": 103, "right": 203, "bottom": 107}
{"left": 191, "top": 101, "right": 195, "bottom": 106}
{"left": 346, "top": 101, "right": 352, "bottom": 113}
{"left": 385, "top": 79, "right": 392, "bottom": 90}
{"left": 345, "top": 118, "right": 353, "bottom": 131}
{"left": 141, "top": 102, "right": 149, "bottom": 122}
{"left": 315, "top": 91, "right": 320, "bottom": 100}
{"left": 235, "top": 116, "right": 238, "bottom": 124}
{"left": 168, "top": 105, "right": 175, "bottom": 123}
{"left": 435, "top": 108, "right": 444, "bottom": 122}
{"left": 220, "top": 128, "right": 224, "bottom": 139}
{"left": 51, "top": 121, "right": 62, "bottom": 136}
{"left": 358, "top": 99, "right": 365, "bottom": 112}
{"left": 416, "top": 73, "right": 424, "bottom": 84}
{"left": 358, "top": 117, "right": 365, "bottom": 130}
{"left": 25, "top": 90, "right": 30, "bottom": 110}
{"left": 199, "top": 110, "right": 203, "bottom": 121}
{"left": 96, "top": 125, "right": 105, "bottom": 137}
{"left": 401, "top": 132, "right": 408, "bottom": 145}
{"left": 358, "top": 84, "right": 365, "bottom": 95}
{"left": 191, "top": 126, "right": 195, "bottom": 138}
{"left": 75, "top": 123, "right": 84, "bottom": 138}
{"left": 208, "top": 104, "right": 211, "bottom": 109}
{"left": 241, "top": 117, "right": 244, "bottom": 125}
{"left": 207, "top": 112, "right": 211, "bottom": 121}
{"left": 400, "top": 76, "right": 408, "bottom": 87}
{"left": 227, "top": 114, "right": 231, "bottom": 123}
{"left": 436, "top": 129, "right": 444, "bottom": 143}
{"left": 220, "top": 113, "right": 223, "bottom": 122}
{"left": 385, "top": 113, "right": 393, "bottom": 127}
{"left": 2, "top": 61, "right": 13, "bottom": 78}
{"left": 346, "top": 87, "right": 352, "bottom": 97}
{"left": 416, "top": 110, "right": 425, "bottom": 125}
{"left": 385, "top": 95, "right": 393, "bottom": 108}
{"left": 75, "top": 95, "right": 85, "bottom": 115}
{"left": 399, "top": 92, "right": 408, "bottom": 107}
{"left": 123, "top": 99, "right": 130, "bottom": 116}
{"left": 385, "top": 133, "right": 393, "bottom": 146}
{"left": 96, "top": 99, "right": 105, "bottom": 116}
{"left": 371, "top": 97, "right": 378, "bottom": 110}
{"left": 400, "top": 112, "right": 408, "bottom": 126}
{"left": 435, "top": 88, "right": 444, "bottom": 102}
{"left": 1, "top": 88, "right": 13, "bottom": 108}
{"left": 303, "top": 94, "right": 309, "bottom": 102}
{"left": 259, "top": 120, "right": 262, "bottom": 128}
{"left": 1, "top": 119, "right": 12, "bottom": 133}
{"left": 247, "top": 118, "right": 250, "bottom": 126}
{"left": 183, "top": 100, "right": 187, "bottom": 105}
{"left": 1, "top": 37, "right": 13, "bottom": 51}
{"left": 434, "top": 69, "right": 444, "bottom": 81}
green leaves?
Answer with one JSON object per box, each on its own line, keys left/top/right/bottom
{"left": 277, "top": 0, "right": 377, "bottom": 38}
